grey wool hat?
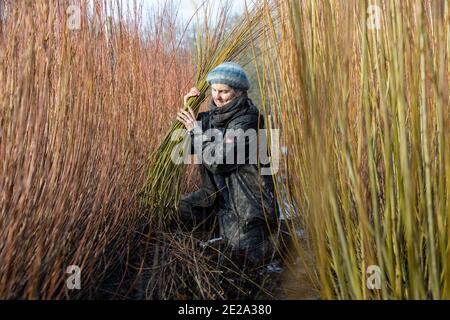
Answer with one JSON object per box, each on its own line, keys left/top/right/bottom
{"left": 206, "top": 62, "right": 250, "bottom": 91}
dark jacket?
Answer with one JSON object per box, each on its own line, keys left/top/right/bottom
{"left": 179, "top": 95, "right": 278, "bottom": 265}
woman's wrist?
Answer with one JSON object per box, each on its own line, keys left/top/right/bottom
{"left": 189, "top": 123, "right": 202, "bottom": 135}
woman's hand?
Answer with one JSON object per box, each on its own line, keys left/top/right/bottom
{"left": 177, "top": 106, "right": 197, "bottom": 131}
{"left": 178, "top": 87, "right": 200, "bottom": 131}
{"left": 183, "top": 87, "right": 200, "bottom": 106}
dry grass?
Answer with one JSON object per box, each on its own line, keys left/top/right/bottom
{"left": 4, "top": 0, "right": 447, "bottom": 300}
{"left": 0, "top": 0, "right": 193, "bottom": 299}
{"left": 0, "top": 0, "right": 280, "bottom": 301}
{"left": 257, "top": 0, "right": 449, "bottom": 299}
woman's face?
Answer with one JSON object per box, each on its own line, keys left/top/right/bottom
{"left": 211, "top": 84, "right": 239, "bottom": 107}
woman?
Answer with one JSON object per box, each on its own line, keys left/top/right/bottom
{"left": 176, "top": 62, "right": 278, "bottom": 267}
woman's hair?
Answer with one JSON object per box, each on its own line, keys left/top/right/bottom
{"left": 233, "top": 88, "right": 248, "bottom": 97}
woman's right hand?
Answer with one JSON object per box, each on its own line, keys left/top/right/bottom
{"left": 183, "top": 87, "right": 200, "bottom": 106}
{"left": 177, "top": 106, "right": 197, "bottom": 132}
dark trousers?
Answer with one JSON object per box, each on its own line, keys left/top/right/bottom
{"left": 179, "top": 196, "right": 275, "bottom": 268}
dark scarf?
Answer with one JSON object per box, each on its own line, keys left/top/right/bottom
{"left": 208, "top": 95, "right": 249, "bottom": 129}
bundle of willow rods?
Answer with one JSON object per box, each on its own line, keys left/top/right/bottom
{"left": 140, "top": 1, "right": 278, "bottom": 226}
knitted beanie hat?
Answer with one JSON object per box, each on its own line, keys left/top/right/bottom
{"left": 206, "top": 62, "right": 250, "bottom": 91}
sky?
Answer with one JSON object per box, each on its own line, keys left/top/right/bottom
{"left": 138, "top": 0, "right": 245, "bottom": 23}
